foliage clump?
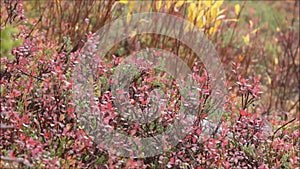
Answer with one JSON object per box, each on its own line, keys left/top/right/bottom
{"left": 0, "top": 0, "right": 299, "bottom": 168}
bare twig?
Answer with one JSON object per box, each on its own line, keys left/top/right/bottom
{"left": 25, "top": 13, "right": 43, "bottom": 39}
{"left": 19, "top": 70, "right": 44, "bottom": 81}
{"left": 272, "top": 118, "right": 296, "bottom": 140}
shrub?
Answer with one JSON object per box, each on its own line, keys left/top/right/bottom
{"left": 0, "top": 0, "right": 299, "bottom": 168}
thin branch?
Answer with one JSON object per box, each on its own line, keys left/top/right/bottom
{"left": 19, "top": 70, "right": 44, "bottom": 81}
{"left": 25, "top": 13, "right": 43, "bottom": 39}
{"left": 272, "top": 118, "right": 296, "bottom": 140}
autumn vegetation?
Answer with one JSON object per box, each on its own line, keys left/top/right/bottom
{"left": 0, "top": 0, "right": 299, "bottom": 168}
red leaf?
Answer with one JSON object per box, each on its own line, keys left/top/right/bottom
{"left": 130, "top": 129, "right": 136, "bottom": 135}
{"left": 169, "top": 157, "right": 175, "bottom": 164}
{"left": 107, "top": 102, "right": 113, "bottom": 109}
{"left": 240, "top": 110, "right": 247, "bottom": 116}
{"left": 192, "top": 137, "right": 197, "bottom": 143}
{"left": 196, "top": 128, "right": 201, "bottom": 135}
{"left": 22, "top": 115, "right": 29, "bottom": 124}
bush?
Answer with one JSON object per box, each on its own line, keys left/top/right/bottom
{"left": 1, "top": 0, "right": 299, "bottom": 168}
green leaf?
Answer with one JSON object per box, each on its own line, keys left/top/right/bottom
{"left": 0, "top": 25, "right": 23, "bottom": 62}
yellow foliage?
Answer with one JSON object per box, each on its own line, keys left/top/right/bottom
{"left": 185, "top": 0, "right": 224, "bottom": 35}
{"left": 251, "top": 28, "right": 260, "bottom": 34}
{"left": 119, "top": 0, "right": 225, "bottom": 35}
{"left": 204, "top": 1, "right": 212, "bottom": 6}
{"left": 243, "top": 34, "right": 250, "bottom": 46}
{"left": 175, "top": 1, "right": 185, "bottom": 8}
{"left": 119, "top": 0, "right": 129, "bottom": 4}
{"left": 196, "top": 10, "right": 205, "bottom": 28}
{"left": 225, "top": 18, "right": 239, "bottom": 22}
{"left": 249, "top": 20, "right": 253, "bottom": 27}
{"left": 166, "top": 1, "right": 172, "bottom": 10}
{"left": 119, "top": 0, "right": 134, "bottom": 23}
{"left": 234, "top": 4, "right": 240, "bottom": 16}
{"left": 127, "top": 12, "right": 131, "bottom": 23}
{"left": 156, "top": 0, "right": 162, "bottom": 11}
{"left": 128, "top": 1, "right": 135, "bottom": 11}
{"left": 274, "top": 57, "right": 279, "bottom": 65}
{"left": 155, "top": 0, "right": 186, "bottom": 11}
{"left": 209, "top": 27, "right": 216, "bottom": 35}
{"left": 267, "top": 76, "right": 272, "bottom": 84}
